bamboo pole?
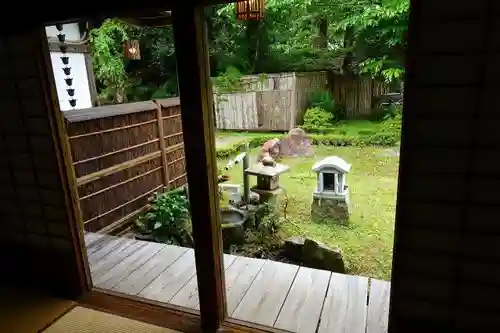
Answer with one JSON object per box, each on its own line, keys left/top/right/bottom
{"left": 72, "top": 138, "right": 159, "bottom": 166}
{"left": 83, "top": 184, "right": 163, "bottom": 225}
{"left": 156, "top": 102, "right": 171, "bottom": 189}
{"left": 75, "top": 150, "right": 162, "bottom": 187}
{"left": 79, "top": 166, "right": 162, "bottom": 201}
{"left": 68, "top": 119, "right": 157, "bottom": 140}
{"left": 243, "top": 142, "right": 250, "bottom": 203}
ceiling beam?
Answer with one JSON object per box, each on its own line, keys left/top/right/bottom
{"left": 117, "top": 10, "right": 172, "bottom": 27}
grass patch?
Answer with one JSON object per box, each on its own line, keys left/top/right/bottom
{"left": 218, "top": 145, "right": 398, "bottom": 280}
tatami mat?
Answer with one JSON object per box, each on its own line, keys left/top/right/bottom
{"left": 43, "top": 306, "right": 181, "bottom": 333}
{"left": 0, "top": 286, "right": 74, "bottom": 333}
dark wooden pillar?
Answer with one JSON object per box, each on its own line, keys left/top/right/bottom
{"left": 0, "top": 28, "right": 88, "bottom": 298}
{"left": 171, "top": 5, "right": 225, "bottom": 332}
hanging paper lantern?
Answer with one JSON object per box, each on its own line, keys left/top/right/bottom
{"left": 235, "top": 0, "right": 265, "bottom": 21}
{"left": 124, "top": 40, "right": 141, "bottom": 60}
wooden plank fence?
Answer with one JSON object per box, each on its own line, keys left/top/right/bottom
{"left": 64, "top": 98, "right": 187, "bottom": 234}
{"left": 213, "top": 72, "right": 389, "bottom": 131}
{"left": 214, "top": 72, "right": 326, "bottom": 132}
{"left": 330, "top": 75, "right": 390, "bottom": 118}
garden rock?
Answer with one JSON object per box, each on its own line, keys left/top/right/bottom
{"left": 284, "top": 236, "right": 346, "bottom": 273}
{"left": 284, "top": 236, "right": 305, "bottom": 262}
{"left": 280, "top": 128, "right": 312, "bottom": 157}
{"left": 302, "top": 238, "right": 345, "bottom": 273}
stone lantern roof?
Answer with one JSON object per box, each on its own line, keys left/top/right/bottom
{"left": 312, "top": 156, "right": 351, "bottom": 174}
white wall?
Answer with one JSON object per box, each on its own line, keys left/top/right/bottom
{"left": 46, "top": 23, "right": 93, "bottom": 111}
{"left": 50, "top": 52, "right": 93, "bottom": 111}
{"left": 45, "top": 23, "right": 81, "bottom": 41}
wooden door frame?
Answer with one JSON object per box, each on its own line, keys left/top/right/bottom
{"left": 171, "top": 4, "right": 225, "bottom": 332}
{"left": 169, "top": 5, "right": 295, "bottom": 333}
{"left": 41, "top": 22, "right": 204, "bottom": 332}
{"left": 41, "top": 2, "right": 312, "bottom": 333}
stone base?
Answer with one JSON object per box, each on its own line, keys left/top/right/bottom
{"left": 257, "top": 175, "right": 280, "bottom": 191}
{"left": 311, "top": 196, "right": 349, "bottom": 224}
{"left": 251, "top": 186, "right": 283, "bottom": 205}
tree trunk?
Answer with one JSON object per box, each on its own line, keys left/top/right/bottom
{"left": 312, "top": 15, "right": 328, "bottom": 49}
{"left": 205, "top": 6, "right": 216, "bottom": 76}
{"left": 342, "top": 27, "right": 355, "bottom": 75}
{"left": 246, "top": 20, "right": 260, "bottom": 73}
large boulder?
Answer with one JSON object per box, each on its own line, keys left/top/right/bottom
{"left": 284, "top": 236, "right": 305, "bottom": 262}
{"left": 302, "top": 238, "right": 345, "bottom": 273}
{"left": 280, "top": 128, "right": 312, "bottom": 157}
{"left": 284, "top": 236, "right": 346, "bottom": 273}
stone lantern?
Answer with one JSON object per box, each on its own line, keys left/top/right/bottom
{"left": 245, "top": 162, "right": 289, "bottom": 205}
{"left": 311, "top": 156, "right": 351, "bottom": 223}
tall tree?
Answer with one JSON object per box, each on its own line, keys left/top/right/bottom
{"left": 89, "top": 0, "right": 409, "bottom": 103}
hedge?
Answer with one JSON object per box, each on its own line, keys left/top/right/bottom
{"left": 216, "top": 131, "right": 400, "bottom": 158}
{"left": 216, "top": 135, "right": 282, "bottom": 158}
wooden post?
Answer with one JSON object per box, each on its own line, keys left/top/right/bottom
{"left": 155, "top": 102, "right": 170, "bottom": 190}
{"left": 243, "top": 142, "right": 250, "bottom": 203}
{"left": 290, "top": 72, "right": 297, "bottom": 129}
{"left": 172, "top": 5, "right": 225, "bottom": 332}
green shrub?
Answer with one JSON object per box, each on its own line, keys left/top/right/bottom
{"left": 309, "top": 134, "right": 361, "bottom": 146}
{"left": 135, "top": 191, "right": 192, "bottom": 245}
{"left": 368, "top": 112, "right": 402, "bottom": 145}
{"left": 370, "top": 104, "right": 402, "bottom": 121}
{"left": 357, "top": 130, "right": 376, "bottom": 136}
{"left": 303, "top": 107, "right": 334, "bottom": 128}
{"left": 307, "top": 90, "right": 346, "bottom": 121}
{"left": 216, "top": 119, "right": 402, "bottom": 158}
{"left": 216, "top": 135, "right": 285, "bottom": 158}
{"left": 300, "top": 124, "right": 349, "bottom": 135}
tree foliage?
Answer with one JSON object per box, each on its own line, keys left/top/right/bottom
{"left": 89, "top": 0, "right": 409, "bottom": 103}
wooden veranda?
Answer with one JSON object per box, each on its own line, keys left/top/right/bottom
{"left": 85, "top": 233, "right": 390, "bottom": 333}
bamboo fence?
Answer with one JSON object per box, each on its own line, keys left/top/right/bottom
{"left": 64, "top": 98, "right": 187, "bottom": 234}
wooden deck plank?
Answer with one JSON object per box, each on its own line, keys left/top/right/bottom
{"left": 91, "top": 239, "right": 146, "bottom": 276}
{"left": 169, "top": 254, "right": 237, "bottom": 310}
{"left": 84, "top": 232, "right": 106, "bottom": 246}
{"left": 84, "top": 233, "right": 108, "bottom": 249}
{"left": 86, "top": 236, "right": 128, "bottom": 264}
{"left": 83, "top": 232, "right": 97, "bottom": 244}
{"left": 93, "top": 242, "right": 166, "bottom": 289}
{"left": 223, "top": 256, "right": 267, "bottom": 314}
{"left": 113, "top": 245, "right": 188, "bottom": 295}
{"left": 319, "top": 273, "right": 369, "bottom": 333}
{"left": 231, "top": 260, "right": 299, "bottom": 327}
{"left": 139, "top": 249, "right": 197, "bottom": 303}
{"left": 366, "top": 279, "right": 391, "bottom": 333}
{"left": 84, "top": 232, "right": 391, "bottom": 333}
{"left": 85, "top": 234, "right": 119, "bottom": 254}
{"left": 274, "top": 267, "right": 331, "bottom": 333}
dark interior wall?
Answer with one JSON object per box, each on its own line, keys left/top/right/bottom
{"left": 390, "top": 1, "right": 499, "bottom": 332}
{"left": 0, "top": 28, "right": 84, "bottom": 298}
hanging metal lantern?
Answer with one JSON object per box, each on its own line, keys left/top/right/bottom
{"left": 124, "top": 40, "right": 141, "bottom": 60}
{"left": 235, "top": 0, "right": 265, "bottom": 21}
